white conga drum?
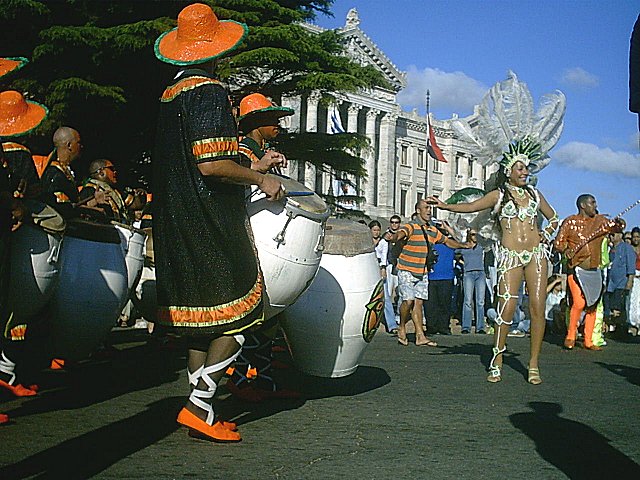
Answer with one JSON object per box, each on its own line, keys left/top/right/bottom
{"left": 113, "top": 222, "right": 147, "bottom": 300}
{"left": 49, "top": 219, "right": 128, "bottom": 360}
{"left": 8, "top": 202, "right": 64, "bottom": 317}
{"left": 247, "top": 175, "right": 329, "bottom": 319}
{"left": 132, "top": 227, "right": 157, "bottom": 322}
{"left": 280, "top": 218, "right": 385, "bottom": 378}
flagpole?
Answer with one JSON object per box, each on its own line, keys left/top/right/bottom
{"left": 425, "top": 90, "right": 430, "bottom": 201}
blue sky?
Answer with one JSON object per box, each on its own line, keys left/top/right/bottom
{"left": 315, "top": 0, "right": 640, "bottom": 227}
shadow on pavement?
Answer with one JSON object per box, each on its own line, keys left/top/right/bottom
{"left": 437, "top": 341, "right": 526, "bottom": 376}
{"left": 1, "top": 330, "right": 184, "bottom": 418}
{"left": 218, "top": 365, "right": 391, "bottom": 427}
{"left": 595, "top": 362, "right": 640, "bottom": 387}
{"left": 510, "top": 401, "right": 640, "bottom": 478}
{"left": 0, "top": 396, "right": 183, "bottom": 480}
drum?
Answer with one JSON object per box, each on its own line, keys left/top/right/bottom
{"left": 247, "top": 175, "right": 329, "bottom": 319}
{"left": 49, "top": 219, "right": 128, "bottom": 360}
{"left": 8, "top": 203, "right": 64, "bottom": 318}
{"left": 113, "top": 222, "right": 147, "bottom": 299}
{"left": 280, "top": 218, "right": 385, "bottom": 378}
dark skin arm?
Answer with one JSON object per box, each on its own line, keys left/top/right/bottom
{"left": 197, "top": 159, "right": 284, "bottom": 201}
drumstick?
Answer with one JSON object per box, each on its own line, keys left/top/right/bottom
{"left": 284, "top": 191, "right": 313, "bottom": 197}
{"left": 73, "top": 194, "right": 97, "bottom": 207}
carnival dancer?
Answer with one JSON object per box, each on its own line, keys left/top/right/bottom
{"left": 427, "top": 72, "right": 566, "bottom": 384}
{"left": 153, "top": 3, "right": 283, "bottom": 442}
{"left": 226, "top": 92, "right": 300, "bottom": 402}
{"left": 387, "top": 200, "right": 469, "bottom": 346}
{"left": 0, "top": 61, "right": 48, "bottom": 398}
{"left": 554, "top": 195, "right": 624, "bottom": 351}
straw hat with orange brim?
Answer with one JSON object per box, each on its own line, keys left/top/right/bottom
{"left": 238, "top": 93, "right": 293, "bottom": 132}
{"left": 155, "top": 3, "right": 248, "bottom": 66}
{"left": 0, "top": 57, "right": 28, "bottom": 79}
{"left": 0, "top": 90, "right": 48, "bottom": 138}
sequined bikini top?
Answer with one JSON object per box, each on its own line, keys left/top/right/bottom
{"left": 495, "top": 187, "right": 540, "bottom": 227}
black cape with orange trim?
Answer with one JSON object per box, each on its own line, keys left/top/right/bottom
{"left": 153, "top": 69, "right": 263, "bottom": 336}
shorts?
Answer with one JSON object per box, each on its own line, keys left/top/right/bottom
{"left": 398, "top": 270, "right": 429, "bottom": 303}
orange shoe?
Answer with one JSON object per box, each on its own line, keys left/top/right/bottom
{"left": 0, "top": 413, "right": 9, "bottom": 424}
{"left": 220, "top": 420, "right": 237, "bottom": 431}
{"left": 176, "top": 408, "right": 241, "bottom": 443}
{"left": 584, "top": 344, "right": 602, "bottom": 351}
{"left": 563, "top": 338, "right": 575, "bottom": 350}
{"left": 0, "top": 379, "right": 37, "bottom": 397}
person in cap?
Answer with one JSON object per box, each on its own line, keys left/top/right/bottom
{"left": 0, "top": 60, "right": 47, "bottom": 399}
{"left": 153, "top": 3, "right": 284, "bottom": 442}
{"left": 40, "top": 126, "right": 82, "bottom": 219}
{"left": 226, "top": 93, "right": 299, "bottom": 402}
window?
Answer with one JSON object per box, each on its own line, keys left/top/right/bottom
{"left": 482, "top": 165, "right": 487, "bottom": 182}
{"left": 468, "top": 157, "right": 473, "bottom": 177}
{"left": 401, "top": 145, "right": 408, "bottom": 166}
{"left": 417, "top": 192, "right": 423, "bottom": 203}
{"left": 417, "top": 149, "right": 425, "bottom": 169}
{"left": 432, "top": 157, "right": 441, "bottom": 173}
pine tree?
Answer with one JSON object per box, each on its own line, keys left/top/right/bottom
{"left": 0, "top": 1, "right": 386, "bottom": 199}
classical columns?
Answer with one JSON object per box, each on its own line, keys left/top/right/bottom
{"left": 364, "top": 108, "right": 379, "bottom": 207}
{"left": 304, "top": 92, "right": 321, "bottom": 189}
{"left": 377, "top": 112, "right": 397, "bottom": 210}
{"left": 347, "top": 104, "right": 360, "bottom": 133}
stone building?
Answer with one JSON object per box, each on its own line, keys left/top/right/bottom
{"left": 281, "top": 8, "right": 495, "bottom": 219}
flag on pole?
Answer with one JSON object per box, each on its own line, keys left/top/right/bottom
{"left": 329, "top": 104, "right": 345, "bottom": 134}
{"left": 427, "top": 120, "right": 447, "bottom": 162}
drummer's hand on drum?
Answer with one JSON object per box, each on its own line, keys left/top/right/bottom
{"left": 259, "top": 175, "right": 285, "bottom": 202}
{"left": 254, "top": 150, "right": 288, "bottom": 174}
{"left": 10, "top": 199, "right": 26, "bottom": 231}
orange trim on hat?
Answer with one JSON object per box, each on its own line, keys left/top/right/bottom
{"left": 192, "top": 137, "right": 238, "bottom": 162}
{"left": 160, "top": 76, "right": 221, "bottom": 102}
{"left": 156, "top": 275, "right": 263, "bottom": 329}
{"left": 155, "top": 3, "right": 248, "bottom": 66}
{"left": 0, "top": 91, "right": 48, "bottom": 137}
{"left": 1, "top": 141, "right": 31, "bottom": 154}
{"left": 0, "top": 57, "right": 28, "bottom": 78}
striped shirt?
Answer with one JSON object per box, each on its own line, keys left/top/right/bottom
{"left": 397, "top": 221, "right": 445, "bottom": 278}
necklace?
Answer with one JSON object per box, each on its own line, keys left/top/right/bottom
{"left": 507, "top": 184, "right": 526, "bottom": 199}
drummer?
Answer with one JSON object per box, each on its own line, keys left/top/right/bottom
{"left": 226, "top": 93, "right": 300, "bottom": 402}
{"left": 153, "top": 3, "right": 283, "bottom": 443}
{"left": 40, "top": 126, "right": 82, "bottom": 218}
{"left": 79, "top": 158, "right": 146, "bottom": 224}
{"left": 0, "top": 67, "right": 49, "bottom": 398}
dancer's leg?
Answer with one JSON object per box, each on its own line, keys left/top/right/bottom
{"left": 523, "top": 257, "right": 548, "bottom": 372}
{"left": 566, "top": 275, "right": 585, "bottom": 342}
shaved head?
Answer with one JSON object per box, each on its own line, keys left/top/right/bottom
{"left": 53, "top": 126, "right": 79, "bottom": 148}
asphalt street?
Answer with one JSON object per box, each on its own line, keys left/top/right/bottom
{"left": 1, "top": 327, "right": 640, "bottom": 479}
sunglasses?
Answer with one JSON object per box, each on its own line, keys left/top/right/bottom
{"left": 390, "top": 220, "right": 401, "bottom": 224}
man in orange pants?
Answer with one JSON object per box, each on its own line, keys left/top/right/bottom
{"left": 554, "top": 194, "right": 623, "bottom": 350}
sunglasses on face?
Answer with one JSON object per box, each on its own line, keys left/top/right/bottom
{"left": 391, "top": 221, "right": 400, "bottom": 224}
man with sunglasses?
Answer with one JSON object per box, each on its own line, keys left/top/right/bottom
{"left": 382, "top": 214, "right": 402, "bottom": 333}
{"left": 79, "top": 159, "right": 145, "bottom": 223}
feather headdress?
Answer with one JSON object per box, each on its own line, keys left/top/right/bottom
{"left": 451, "top": 71, "right": 566, "bottom": 174}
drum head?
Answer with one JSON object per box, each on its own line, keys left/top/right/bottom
{"left": 270, "top": 175, "right": 328, "bottom": 215}
{"left": 322, "top": 218, "right": 374, "bottom": 256}
{"left": 24, "top": 199, "right": 66, "bottom": 234}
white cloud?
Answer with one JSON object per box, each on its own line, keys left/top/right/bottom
{"left": 554, "top": 141, "right": 640, "bottom": 177}
{"left": 397, "top": 66, "right": 486, "bottom": 114}
{"left": 559, "top": 67, "right": 599, "bottom": 89}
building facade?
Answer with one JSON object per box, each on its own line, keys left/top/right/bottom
{"left": 282, "top": 8, "right": 494, "bottom": 219}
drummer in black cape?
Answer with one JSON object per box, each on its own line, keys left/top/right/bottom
{"left": 226, "top": 92, "right": 302, "bottom": 402}
{"left": 0, "top": 62, "right": 48, "bottom": 399}
{"left": 153, "top": 3, "right": 284, "bottom": 443}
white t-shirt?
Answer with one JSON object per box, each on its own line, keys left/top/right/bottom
{"left": 545, "top": 290, "right": 565, "bottom": 321}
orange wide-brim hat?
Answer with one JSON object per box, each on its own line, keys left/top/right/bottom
{"left": 0, "top": 90, "right": 48, "bottom": 137}
{"left": 155, "top": 3, "right": 248, "bottom": 66}
{"left": 0, "top": 57, "right": 28, "bottom": 79}
{"left": 238, "top": 93, "right": 294, "bottom": 122}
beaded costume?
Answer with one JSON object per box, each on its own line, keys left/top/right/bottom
{"left": 153, "top": 69, "right": 263, "bottom": 336}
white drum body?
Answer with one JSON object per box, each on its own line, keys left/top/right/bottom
{"left": 281, "top": 219, "right": 385, "bottom": 378}
{"left": 248, "top": 176, "right": 329, "bottom": 319}
{"left": 50, "top": 222, "right": 128, "bottom": 360}
{"left": 133, "top": 265, "right": 157, "bottom": 322}
{"left": 8, "top": 224, "right": 62, "bottom": 318}
{"left": 114, "top": 223, "right": 147, "bottom": 299}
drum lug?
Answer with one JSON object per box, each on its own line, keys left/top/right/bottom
{"left": 315, "top": 224, "right": 326, "bottom": 253}
{"left": 273, "top": 213, "right": 294, "bottom": 248}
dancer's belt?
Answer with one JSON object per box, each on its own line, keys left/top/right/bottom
{"left": 574, "top": 267, "right": 604, "bottom": 308}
